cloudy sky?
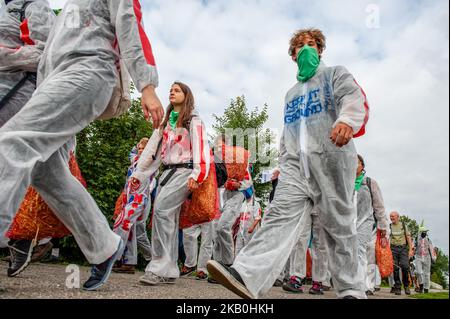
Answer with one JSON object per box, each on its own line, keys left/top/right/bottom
{"left": 47, "top": 0, "right": 449, "bottom": 253}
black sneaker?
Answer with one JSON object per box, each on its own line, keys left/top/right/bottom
{"left": 395, "top": 288, "right": 402, "bottom": 296}
{"left": 374, "top": 287, "right": 381, "bottom": 292}
{"left": 404, "top": 287, "right": 411, "bottom": 295}
{"left": 390, "top": 287, "right": 395, "bottom": 294}
{"left": 366, "top": 290, "right": 374, "bottom": 296}
{"left": 206, "top": 260, "right": 253, "bottom": 299}
{"left": 342, "top": 295, "right": 357, "bottom": 299}
{"left": 7, "top": 239, "right": 35, "bottom": 277}
{"left": 82, "top": 239, "right": 124, "bottom": 291}
{"left": 273, "top": 279, "right": 283, "bottom": 287}
{"left": 282, "top": 276, "right": 304, "bottom": 293}
{"left": 424, "top": 289, "right": 429, "bottom": 293}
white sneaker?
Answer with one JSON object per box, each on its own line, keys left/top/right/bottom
{"left": 139, "top": 272, "right": 176, "bottom": 286}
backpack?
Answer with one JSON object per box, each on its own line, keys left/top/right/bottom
{"left": 185, "top": 115, "right": 228, "bottom": 188}
{"left": 366, "top": 177, "right": 378, "bottom": 230}
{"left": 214, "top": 154, "right": 227, "bottom": 188}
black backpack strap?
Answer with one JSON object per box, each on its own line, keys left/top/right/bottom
{"left": 8, "top": 1, "right": 33, "bottom": 22}
{"left": 365, "top": 176, "right": 378, "bottom": 230}
{"left": 401, "top": 220, "right": 409, "bottom": 247}
{"left": 0, "top": 72, "right": 35, "bottom": 111}
{"left": 20, "top": 1, "right": 33, "bottom": 22}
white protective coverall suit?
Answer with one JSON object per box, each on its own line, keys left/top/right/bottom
{"left": 235, "top": 197, "right": 261, "bottom": 256}
{"left": 132, "top": 109, "right": 211, "bottom": 279}
{"left": 0, "top": 0, "right": 159, "bottom": 264}
{"left": 214, "top": 165, "right": 253, "bottom": 265}
{"left": 415, "top": 233, "right": 435, "bottom": 291}
{"left": 232, "top": 61, "right": 369, "bottom": 299}
{"left": 355, "top": 176, "right": 389, "bottom": 293}
{"left": 0, "top": 0, "right": 55, "bottom": 126}
{"left": 183, "top": 221, "right": 215, "bottom": 275}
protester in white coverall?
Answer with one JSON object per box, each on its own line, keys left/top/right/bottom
{"left": 213, "top": 138, "right": 253, "bottom": 266}
{"left": 131, "top": 82, "right": 211, "bottom": 286}
{"left": 414, "top": 225, "right": 436, "bottom": 293}
{"left": 354, "top": 154, "right": 389, "bottom": 296}
{"left": 0, "top": 0, "right": 165, "bottom": 291}
{"left": 113, "top": 140, "right": 156, "bottom": 274}
{"left": 234, "top": 195, "right": 261, "bottom": 256}
{"left": 208, "top": 28, "right": 369, "bottom": 299}
{"left": 182, "top": 221, "right": 215, "bottom": 279}
{"left": 0, "top": 0, "right": 55, "bottom": 277}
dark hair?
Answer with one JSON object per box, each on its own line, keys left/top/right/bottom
{"left": 160, "top": 82, "right": 195, "bottom": 130}
{"left": 357, "top": 154, "right": 365, "bottom": 168}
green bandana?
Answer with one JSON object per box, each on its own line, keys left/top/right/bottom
{"left": 296, "top": 45, "right": 320, "bottom": 83}
{"left": 355, "top": 172, "right": 365, "bottom": 191}
{"left": 169, "top": 111, "right": 179, "bottom": 130}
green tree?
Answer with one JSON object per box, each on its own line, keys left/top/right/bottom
{"left": 431, "top": 248, "right": 449, "bottom": 289}
{"left": 400, "top": 215, "right": 420, "bottom": 241}
{"left": 212, "top": 96, "right": 278, "bottom": 207}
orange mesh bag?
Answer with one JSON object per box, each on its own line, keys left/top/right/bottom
{"left": 113, "top": 191, "right": 126, "bottom": 221}
{"left": 375, "top": 230, "right": 394, "bottom": 278}
{"left": 223, "top": 145, "right": 250, "bottom": 181}
{"left": 179, "top": 199, "right": 194, "bottom": 229}
{"left": 6, "top": 153, "right": 85, "bottom": 240}
{"left": 179, "top": 160, "right": 220, "bottom": 229}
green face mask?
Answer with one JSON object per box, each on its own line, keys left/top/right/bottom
{"left": 169, "top": 111, "right": 179, "bottom": 130}
{"left": 296, "top": 45, "right": 320, "bottom": 83}
{"left": 355, "top": 172, "right": 365, "bottom": 191}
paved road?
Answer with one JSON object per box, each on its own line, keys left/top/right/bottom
{"left": 0, "top": 261, "right": 416, "bottom": 299}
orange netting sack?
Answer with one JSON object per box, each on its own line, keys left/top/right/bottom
{"left": 6, "top": 153, "right": 86, "bottom": 240}
{"left": 179, "top": 159, "right": 220, "bottom": 229}
{"left": 223, "top": 145, "right": 250, "bottom": 181}
{"left": 375, "top": 230, "right": 394, "bottom": 278}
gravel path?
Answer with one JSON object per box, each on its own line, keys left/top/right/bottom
{"left": 0, "top": 261, "right": 415, "bottom": 299}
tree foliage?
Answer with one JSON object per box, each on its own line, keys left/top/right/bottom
{"left": 212, "top": 96, "right": 278, "bottom": 207}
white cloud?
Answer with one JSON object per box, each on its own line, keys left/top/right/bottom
{"left": 47, "top": 0, "right": 449, "bottom": 253}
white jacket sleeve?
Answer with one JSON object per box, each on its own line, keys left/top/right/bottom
{"left": 371, "top": 179, "right": 389, "bottom": 231}
{"left": 332, "top": 66, "right": 369, "bottom": 137}
{"left": 132, "top": 129, "right": 162, "bottom": 183}
{"left": 0, "top": 1, "right": 55, "bottom": 72}
{"left": 189, "top": 116, "right": 210, "bottom": 184}
{"left": 109, "top": 0, "right": 158, "bottom": 92}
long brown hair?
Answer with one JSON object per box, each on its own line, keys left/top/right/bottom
{"left": 160, "top": 82, "right": 195, "bottom": 130}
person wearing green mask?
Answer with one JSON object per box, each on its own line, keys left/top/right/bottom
{"left": 354, "top": 154, "right": 389, "bottom": 296}
{"left": 207, "top": 28, "right": 370, "bottom": 299}
{"left": 414, "top": 223, "right": 436, "bottom": 293}
{"left": 130, "top": 81, "right": 211, "bottom": 286}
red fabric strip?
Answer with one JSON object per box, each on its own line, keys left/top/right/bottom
{"left": 133, "top": 0, "right": 156, "bottom": 66}
{"left": 20, "top": 19, "right": 35, "bottom": 45}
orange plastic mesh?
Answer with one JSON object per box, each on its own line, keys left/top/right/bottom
{"left": 6, "top": 153, "right": 86, "bottom": 240}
